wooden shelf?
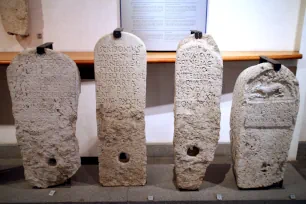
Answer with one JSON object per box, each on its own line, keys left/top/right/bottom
{"left": 0, "top": 51, "right": 302, "bottom": 65}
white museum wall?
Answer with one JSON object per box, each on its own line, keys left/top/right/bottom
{"left": 207, "top": 0, "right": 302, "bottom": 51}
{"left": 295, "top": 8, "right": 306, "bottom": 142}
{"left": 0, "top": 0, "right": 305, "bottom": 159}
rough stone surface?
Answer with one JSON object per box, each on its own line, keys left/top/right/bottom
{"left": 230, "top": 63, "right": 299, "bottom": 189}
{"left": 7, "top": 49, "right": 81, "bottom": 188}
{"left": 174, "top": 34, "right": 223, "bottom": 190}
{"left": 94, "top": 31, "right": 147, "bottom": 186}
{"left": 0, "top": 0, "right": 29, "bottom": 35}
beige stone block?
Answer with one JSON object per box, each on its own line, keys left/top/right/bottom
{"left": 230, "top": 63, "right": 299, "bottom": 189}
{"left": 6, "top": 49, "right": 81, "bottom": 188}
{"left": 174, "top": 34, "right": 223, "bottom": 190}
{"left": 94, "top": 31, "right": 147, "bottom": 186}
{"left": 0, "top": 0, "right": 29, "bottom": 36}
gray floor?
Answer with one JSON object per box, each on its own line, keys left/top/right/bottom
{"left": 1, "top": 156, "right": 306, "bottom": 203}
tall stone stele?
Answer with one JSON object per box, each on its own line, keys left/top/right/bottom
{"left": 230, "top": 63, "right": 299, "bottom": 189}
{"left": 7, "top": 48, "right": 81, "bottom": 188}
{"left": 94, "top": 30, "right": 147, "bottom": 186}
{"left": 174, "top": 33, "right": 223, "bottom": 190}
{"left": 0, "top": 0, "right": 29, "bottom": 36}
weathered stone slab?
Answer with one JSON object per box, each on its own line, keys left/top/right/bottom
{"left": 94, "top": 31, "right": 147, "bottom": 186}
{"left": 174, "top": 34, "right": 223, "bottom": 190}
{"left": 230, "top": 63, "right": 299, "bottom": 189}
{"left": 7, "top": 49, "right": 81, "bottom": 188}
{"left": 0, "top": 0, "right": 29, "bottom": 36}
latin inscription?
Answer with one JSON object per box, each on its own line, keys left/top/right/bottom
{"left": 245, "top": 102, "right": 295, "bottom": 128}
{"left": 8, "top": 60, "right": 77, "bottom": 121}
{"left": 175, "top": 45, "right": 222, "bottom": 113}
{"left": 95, "top": 44, "right": 146, "bottom": 108}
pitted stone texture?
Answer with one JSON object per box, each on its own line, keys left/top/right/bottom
{"left": 230, "top": 63, "right": 299, "bottom": 189}
{"left": 0, "top": 0, "right": 29, "bottom": 35}
{"left": 174, "top": 35, "right": 223, "bottom": 190}
{"left": 7, "top": 49, "right": 81, "bottom": 188}
{"left": 94, "top": 32, "right": 147, "bottom": 186}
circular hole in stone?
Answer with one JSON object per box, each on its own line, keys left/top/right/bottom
{"left": 118, "top": 152, "right": 130, "bottom": 163}
{"left": 48, "top": 158, "right": 57, "bottom": 166}
{"left": 187, "top": 146, "right": 199, "bottom": 157}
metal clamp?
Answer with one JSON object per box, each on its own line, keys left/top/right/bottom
{"left": 113, "top": 28, "right": 124, "bottom": 38}
{"left": 36, "top": 42, "right": 53, "bottom": 55}
{"left": 190, "top": 30, "right": 202, "bottom": 39}
{"left": 259, "top": 56, "right": 281, "bottom": 72}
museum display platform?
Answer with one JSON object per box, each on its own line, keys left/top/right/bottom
{"left": 1, "top": 155, "right": 306, "bottom": 203}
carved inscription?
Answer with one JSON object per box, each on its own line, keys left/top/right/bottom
{"left": 95, "top": 44, "right": 146, "bottom": 108}
{"left": 174, "top": 36, "right": 223, "bottom": 190}
{"left": 6, "top": 49, "right": 81, "bottom": 188}
{"left": 245, "top": 102, "right": 295, "bottom": 128}
{"left": 95, "top": 32, "right": 147, "bottom": 186}
{"left": 175, "top": 46, "right": 222, "bottom": 113}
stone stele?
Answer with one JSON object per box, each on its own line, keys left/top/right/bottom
{"left": 174, "top": 34, "right": 223, "bottom": 190}
{"left": 230, "top": 63, "right": 299, "bottom": 189}
{"left": 7, "top": 49, "right": 81, "bottom": 188}
{"left": 94, "top": 31, "right": 147, "bottom": 186}
{"left": 0, "top": 0, "right": 29, "bottom": 36}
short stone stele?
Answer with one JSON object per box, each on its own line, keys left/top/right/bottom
{"left": 95, "top": 31, "right": 147, "bottom": 186}
{"left": 174, "top": 34, "right": 223, "bottom": 190}
{"left": 0, "top": 0, "right": 29, "bottom": 36}
{"left": 230, "top": 63, "right": 299, "bottom": 189}
{"left": 7, "top": 49, "right": 81, "bottom": 188}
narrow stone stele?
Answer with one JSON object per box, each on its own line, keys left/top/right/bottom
{"left": 7, "top": 49, "right": 81, "bottom": 188}
{"left": 230, "top": 63, "right": 299, "bottom": 189}
{"left": 94, "top": 31, "right": 147, "bottom": 186}
{"left": 0, "top": 0, "right": 29, "bottom": 36}
{"left": 174, "top": 34, "right": 223, "bottom": 190}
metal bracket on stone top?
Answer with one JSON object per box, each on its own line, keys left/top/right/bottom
{"left": 113, "top": 28, "right": 124, "bottom": 39}
{"left": 36, "top": 42, "right": 53, "bottom": 55}
{"left": 259, "top": 56, "right": 281, "bottom": 72}
{"left": 190, "top": 30, "right": 202, "bottom": 39}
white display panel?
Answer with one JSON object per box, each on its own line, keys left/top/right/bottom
{"left": 120, "top": 0, "right": 207, "bottom": 51}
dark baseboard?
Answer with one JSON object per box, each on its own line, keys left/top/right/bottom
{"left": 3, "top": 200, "right": 306, "bottom": 204}
{"left": 297, "top": 141, "right": 306, "bottom": 162}
{"left": 0, "top": 144, "right": 21, "bottom": 159}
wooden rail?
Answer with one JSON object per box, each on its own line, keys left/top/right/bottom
{"left": 0, "top": 51, "right": 302, "bottom": 65}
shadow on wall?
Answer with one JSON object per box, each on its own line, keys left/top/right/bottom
{"left": 15, "top": 0, "right": 44, "bottom": 49}
{"left": 146, "top": 63, "right": 175, "bottom": 108}
{"left": 0, "top": 66, "right": 14, "bottom": 125}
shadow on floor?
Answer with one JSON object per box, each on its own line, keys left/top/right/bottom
{"left": 204, "top": 163, "right": 231, "bottom": 184}
{"left": 291, "top": 161, "right": 306, "bottom": 180}
{"left": 71, "top": 165, "right": 100, "bottom": 186}
{"left": 170, "top": 163, "right": 232, "bottom": 191}
{"left": 0, "top": 166, "right": 24, "bottom": 184}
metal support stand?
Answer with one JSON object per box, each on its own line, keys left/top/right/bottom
{"left": 36, "top": 42, "right": 53, "bottom": 55}
{"left": 259, "top": 56, "right": 281, "bottom": 72}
